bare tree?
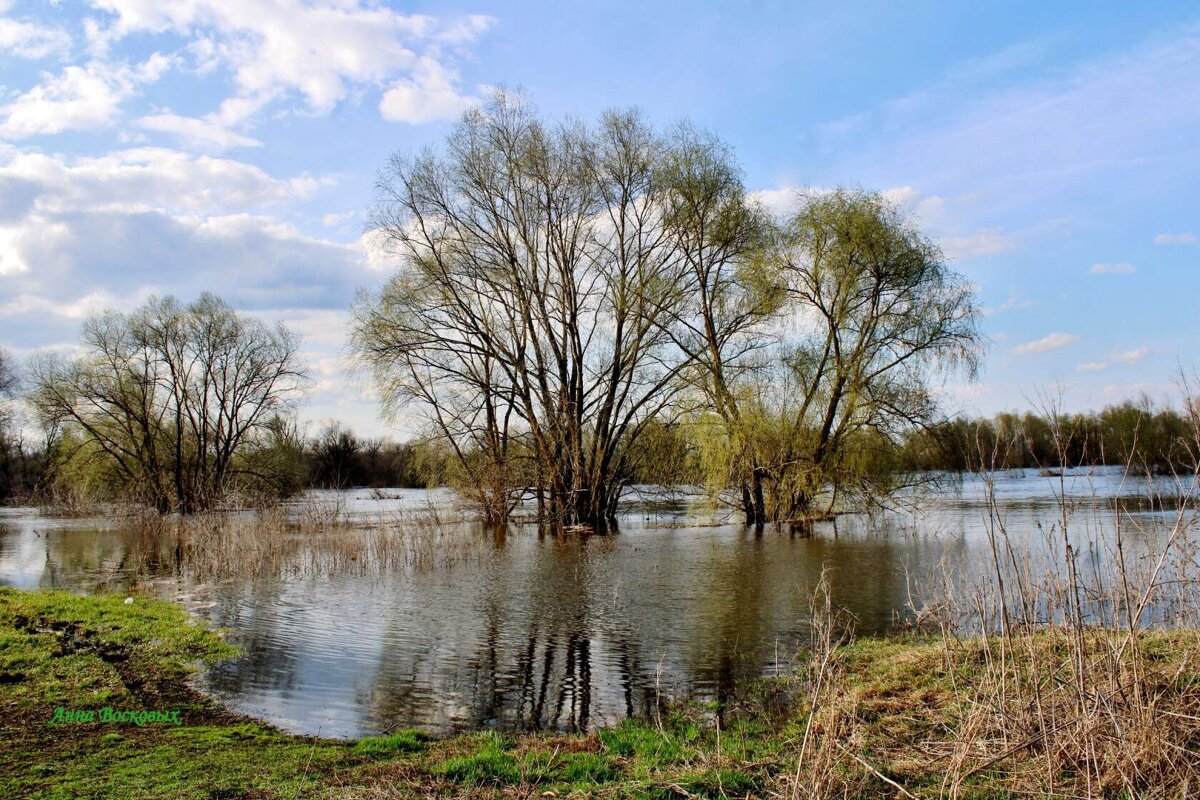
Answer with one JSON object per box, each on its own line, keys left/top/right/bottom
{"left": 0, "top": 347, "right": 22, "bottom": 499}
{"left": 0, "top": 347, "right": 16, "bottom": 432}
{"left": 29, "top": 294, "right": 306, "bottom": 512}
{"left": 355, "top": 94, "right": 738, "bottom": 527}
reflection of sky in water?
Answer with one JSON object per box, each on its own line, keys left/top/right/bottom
{"left": 0, "top": 468, "right": 1191, "bottom": 738}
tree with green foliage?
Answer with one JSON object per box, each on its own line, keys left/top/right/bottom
{"left": 692, "top": 189, "right": 984, "bottom": 524}
{"left": 652, "top": 124, "right": 780, "bottom": 523}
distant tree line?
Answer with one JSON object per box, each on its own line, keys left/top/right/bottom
{"left": 4, "top": 327, "right": 1197, "bottom": 511}
{"left": 616, "top": 398, "right": 1200, "bottom": 484}
{"left": 308, "top": 397, "right": 1200, "bottom": 492}
{"left": 899, "top": 399, "right": 1200, "bottom": 475}
{"left": 305, "top": 422, "right": 448, "bottom": 490}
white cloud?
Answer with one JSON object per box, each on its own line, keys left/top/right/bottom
{"left": 0, "top": 14, "right": 72, "bottom": 59}
{"left": 1089, "top": 261, "right": 1135, "bottom": 274}
{"left": 0, "top": 56, "right": 173, "bottom": 139}
{"left": 1076, "top": 361, "right": 1108, "bottom": 372}
{"left": 881, "top": 185, "right": 947, "bottom": 223}
{"left": 359, "top": 228, "right": 399, "bottom": 272}
{"left": 137, "top": 112, "right": 261, "bottom": 151}
{"left": 747, "top": 185, "right": 802, "bottom": 218}
{"left": 1154, "top": 232, "right": 1197, "bottom": 245}
{"left": 1012, "top": 332, "right": 1080, "bottom": 355}
{"left": 379, "top": 59, "right": 478, "bottom": 124}
{"left": 0, "top": 288, "right": 147, "bottom": 320}
{"left": 1111, "top": 346, "right": 1149, "bottom": 364}
{"left": 982, "top": 289, "right": 1034, "bottom": 317}
{"left": 435, "top": 14, "right": 495, "bottom": 45}
{"left": 939, "top": 229, "right": 1015, "bottom": 261}
{"left": 253, "top": 309, "right": 350, "bottom": 349}
{"left": 879, "top": 185, "right": 1015, "bottom": 261}
{"left": 0, "top": 141, "right": 364, "bottom": 357}
{"left": 322, "top": 210, "right": 355, "bottom": 226}
{"left": 0, "top": 147, "right": 328, "bottom": 214}
{"left": 0, "top": 224, "right": 34, "bottom": 275}
{"left": 0, "top": 206, "right": 372, "bottom": 323}
{"left": 87, "top": 0, "right": 494, "bottom": 124}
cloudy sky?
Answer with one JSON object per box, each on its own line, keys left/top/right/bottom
{"left": 1, "top": 1, "right": 1198, "bottom": 437}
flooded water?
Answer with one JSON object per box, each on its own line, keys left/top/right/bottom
{"left": 0, "top": 467, "right": 1194, "bottom": 738}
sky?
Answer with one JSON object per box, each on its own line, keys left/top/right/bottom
{"left": 0, "top": 1, "right": 1198, "bottom": 438}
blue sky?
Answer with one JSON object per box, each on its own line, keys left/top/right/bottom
{"left": 1, "top": 1, "right": 1197, "bottom": 437}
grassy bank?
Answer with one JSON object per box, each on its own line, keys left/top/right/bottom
{"left": 1, "top": 587, "right": 1198, "bottom": 799}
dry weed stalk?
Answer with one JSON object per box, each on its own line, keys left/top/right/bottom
{"left": 916, "top": 400, "right": 1200, "bottom": 798}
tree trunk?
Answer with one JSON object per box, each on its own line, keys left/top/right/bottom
{"left": 741, "top": 468, "right": 767, "bottom": 528}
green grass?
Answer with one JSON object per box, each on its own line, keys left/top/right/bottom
{"left": 599, "top": 719, "right": 687, "bottom": 765}
{"left": 0, "top": 587, "right": 366, "bottom": 799}
{"left": 436, "top": 733, "right": 521, "bottom": 786}
{"left": 354, "top": 729, "right": 430, "bottom": 756}
{"left": 560, "top": 752, "right": 620, "bottom": 784}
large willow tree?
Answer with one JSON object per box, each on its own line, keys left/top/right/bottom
{"left": 743, "top": 189, "right": 983, "bottom": 523}
{"left": 354, "top": 95, "right": 768, "bottom": 526}
{"left": 30, "top": 294, "right": 306, "bottom": 512}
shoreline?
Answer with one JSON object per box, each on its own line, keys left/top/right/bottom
{"left": 2, "top": 586, "right": 1197, "bottom": 799}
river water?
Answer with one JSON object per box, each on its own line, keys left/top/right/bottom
{"left": 0, "top": 467, "right": 1193, "bottom": 738}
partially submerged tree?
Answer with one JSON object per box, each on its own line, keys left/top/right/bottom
{"left": 354, "top": 95, "right": 754, "bottom": 526}
{"left": 760, "top": 189, "right": 982, "bottom": 521}
{"left": 652, "top": 124, "right": 781, "bottom": 524}
{"left": 29, "top": 294, "right": 306, "bottom": 512}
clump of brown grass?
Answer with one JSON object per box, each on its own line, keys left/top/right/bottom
{"left": 116, "top": 498, "right": 486, "bottom": 583}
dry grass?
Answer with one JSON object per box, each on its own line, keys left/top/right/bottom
{"left": 116, "top": 497, "right": 490, "bottom": 582}
{"left": 777, "top": 409, "right": 1200, "bottom": 799}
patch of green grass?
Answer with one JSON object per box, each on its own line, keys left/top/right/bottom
{"left": 692, "top": 767, "right": 761, "bottom": 797}
{"left": 0, "top": 585, "right": 239, "bottom": 713}
{"left": 560, "top": 751, "right": 620, "bottom": 784}
{"left": 354, "top": 728, "right": 430, "bottom": 756}
{"left": 5, "top": 729, "right": 352, "bottom": 800}
{"left": 599, "top": 719, "right": 686, "bottom": 765}
{"left": 0, "top": 588, "right": 359, "bottom": 800}
{"left": 436, "top": 732, "right": 521, "bottom": 785}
